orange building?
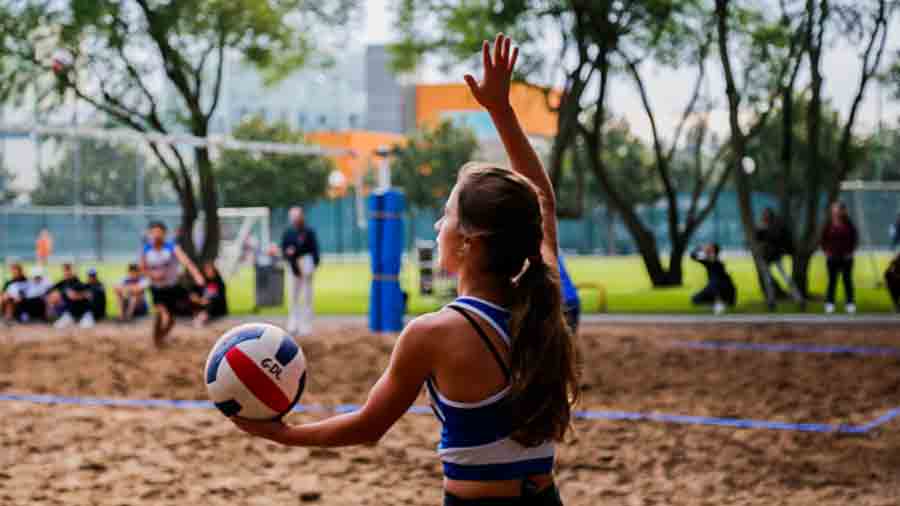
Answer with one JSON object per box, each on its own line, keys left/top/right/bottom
{"left": 414, "top": 83, "right": 560, "bottom": 138}
{"left": 305, "top": 81, "right": 560, "bottom": 192}
{"left": 307, "top": 130, "right": 406, "bottom": 194}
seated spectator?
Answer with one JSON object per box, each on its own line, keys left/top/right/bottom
{"left": 114, "top": 263, "right": 149, "bottom": 321}
{"left": 6, "top": 267, "right": 53, "bottom": 323}
{"left": 886, "top": 252, "right": 900, "bottom": 313}
{"left": 85, "top": 268, "right": 107, "bottom": 321}
{"left": 690, "top": 243, "right": 737, "bottom": 315}
{"left": 50, "top": 263, "right": 95, "bottom": 328}
{"left": 190, "top": 262, "right": 228, "bottom": 327}
{"left": 2, "top": 263, "right": 28, "bottom": 323}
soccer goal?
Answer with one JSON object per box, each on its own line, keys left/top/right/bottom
{"left": 841, "top": 180, "right": 900, "bottom": 287}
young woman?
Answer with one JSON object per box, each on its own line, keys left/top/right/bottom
{"left": 140, "top": 221, "right": 205, "bottom": 346}
{"left": 821, "top": 201, "right": 858, "bottom": 314}
{"left": 232, "top": 34, "right": 579, "bottom": 505}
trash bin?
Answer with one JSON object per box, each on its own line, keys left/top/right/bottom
{"left": 255, "top": 261, "right": 284, "bottom": 309}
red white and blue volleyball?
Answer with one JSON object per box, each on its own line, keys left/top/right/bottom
{"left": 205, "top": 323, "right": 307, "bottom": 420}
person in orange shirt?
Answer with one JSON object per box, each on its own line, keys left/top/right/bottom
{"left": 35, "top": 228, "right": 53, "bottom": 266}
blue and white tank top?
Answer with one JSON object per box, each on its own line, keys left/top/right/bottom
{"left": 142, "top": 241, "right": 180, "bottom": 288}
{"left": 426, "top": 296, "right": 555, "bottom": 481}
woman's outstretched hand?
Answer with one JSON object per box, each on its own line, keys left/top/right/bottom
{"left": 464, "top": 33, "right": 519, "bottom": 113}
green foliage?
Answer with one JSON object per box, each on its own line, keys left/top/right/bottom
{"left": 0, "top": 163, "right": 17, "bottom": 204}
{"left": 30, "top": 140, "right": 166, "bottom": 206}
{"left": 391, "top": 120, "right": 479, "bottom": 211}
{"left": 863, "top": 121, "right": 900, "bottom": 182}
{"left": 745, "top": 95, "right": 863, "bottom": 196}
{"left": 0, "top": 0, "right": 359, "bottom": 261}
{"left": 214, "top": 117, "right": 332, "bottom": 208}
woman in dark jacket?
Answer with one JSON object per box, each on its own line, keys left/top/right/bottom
{"left": 191, "top": 262, "right": 228, "bottom": 327}
{"left": 820, "top": 202, "right": 858, "bottom": 314}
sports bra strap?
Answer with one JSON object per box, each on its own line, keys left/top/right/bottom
{"left": 448, "top": 305, "right": 511, "bottom": 380}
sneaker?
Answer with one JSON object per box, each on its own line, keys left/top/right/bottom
{"left": 54, "top": 312, "right": 74, "bottom": 328}
{"left": 79, "top": 312, "right": 95, "bottom": 328}
{"left": 713, "top": 302, "right": 726, "bottom": 315}
{"left": 845, "top": 303, "right": 857, "bottom": 314}
{"left": 824, "top": 303, "right": 836, "bottom": 314}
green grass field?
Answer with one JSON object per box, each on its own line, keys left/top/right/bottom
{"left": 16, "top": 253, "right": 898, "bottom": 317}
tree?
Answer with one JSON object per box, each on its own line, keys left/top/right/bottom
{"left": 391, "top": 120, "right": 479, "bottom": 212}
{"left": 714, "top": 0, "right": 894, "bottom": 300}
{"left": 393, "top": 1, "right": 745, "bottom": 286}
{"left": 215, "top": 117, "right": 332, "bottom": 208}
{"left": 30, "top": 138, "right": 166, "bottom": 206}
{"left": 0, "top": 0, "right": 359, "bottom": 261}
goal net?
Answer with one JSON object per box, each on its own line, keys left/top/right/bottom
{"left": 0, "top": 205, "right": 270, "bottom": 277}
{"left": 841, "top": 180, "right": 900, "bottom": 286}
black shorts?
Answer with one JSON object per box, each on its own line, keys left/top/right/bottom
{"left": 444, "top": 485, "right": 563, "bottom": 506}
{"left": 150, "top": 285, "right": 188, "bottom": 313}
{"left": 15, "top": 297, "right": 47, "bottom": 322}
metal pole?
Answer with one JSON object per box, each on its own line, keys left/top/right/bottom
{"left": 72, "top": 92, "right": 81, "bottom": 208}
{"left": 136, "top": 146, "right": 145, "bottom": 209}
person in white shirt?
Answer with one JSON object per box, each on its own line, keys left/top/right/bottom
{"left": 5, "top": 267, "right": 52, "bottom": 323}
{"left": 140, "top": 221, "right": 204, "bottom": 346}
{"left": 114, "top": 263, "right": 150, "bottom": 321}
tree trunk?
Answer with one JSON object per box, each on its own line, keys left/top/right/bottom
{"left": 666, "top": 238, "right": 687, "bottom": 286}
{"left": 196, "top": 147, "right": 220, "bottom": 262}
{"left": 177, "top": 188, "right": 199, "bottom": 260}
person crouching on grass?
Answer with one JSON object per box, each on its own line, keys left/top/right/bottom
{"left": 690, "top": 243, "right": 737, "bottom": 315}
{"left": 140, "top": 221, "right": 204, "bottom": 346}
{"left": 232, "top": 35, "right": 578, "bottom": 506}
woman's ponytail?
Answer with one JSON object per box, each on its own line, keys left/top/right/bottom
{"left": 456, "top": 163, "right": 580, "bottom": 447}
{"left": 507, "top": 254, "right": 579, "bottom": 447}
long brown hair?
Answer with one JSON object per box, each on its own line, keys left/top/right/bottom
{"left": 455, "top": 162, "right": 579, "bottom": 446}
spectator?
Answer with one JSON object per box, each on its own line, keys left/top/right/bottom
{"left": 755, "top": 208, "right": 803, "bottom": 308}
{"left": 821, "top": 201, "right": 858, "bottom": 314}
{"left": 50, "top": 263, "right": 95, "bottom": 328}
{"left": 2, "top": 263, "right": 28, "bottom": 323}
{"left": 891, "top": 213, "right": 900, "bottom": 250}
{"left": 85, "top": 268, "right": 107, "bottom": 321}
{"left": 190, "top": 261, "right": 228, "bottom": 327}
{"left": 114, "top": 263, "right": 149, "bottom": 321}
{"left": 885, "top": 252, "right": 900, "bottom": 313}
{"left": 690, "top": 243, "right": 737, "bottom": 315}
{"left": 35, "top": 228, "right": 53, "bottom": 267}
{"left": 280, "top": 206, "right": 320, "bottom": 337}
{"left": 5, "top": 267, "right": 52, "bottom": 323}
{"left": 141, "top": 221, "right": 204, "bottom": 347}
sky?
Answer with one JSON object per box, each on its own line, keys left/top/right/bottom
{"left": 4, "top": 0, "right": 900, "bottom": 193}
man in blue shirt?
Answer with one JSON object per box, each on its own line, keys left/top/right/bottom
{"left": 558, "top": 253, "right": 580, "bottom": 333}
{"left": 280, "top": 206, "right": 320, "bottom": 336}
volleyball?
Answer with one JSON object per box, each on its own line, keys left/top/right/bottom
{"left": 204, "top": 323, "right": 307, "bottom": 420}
